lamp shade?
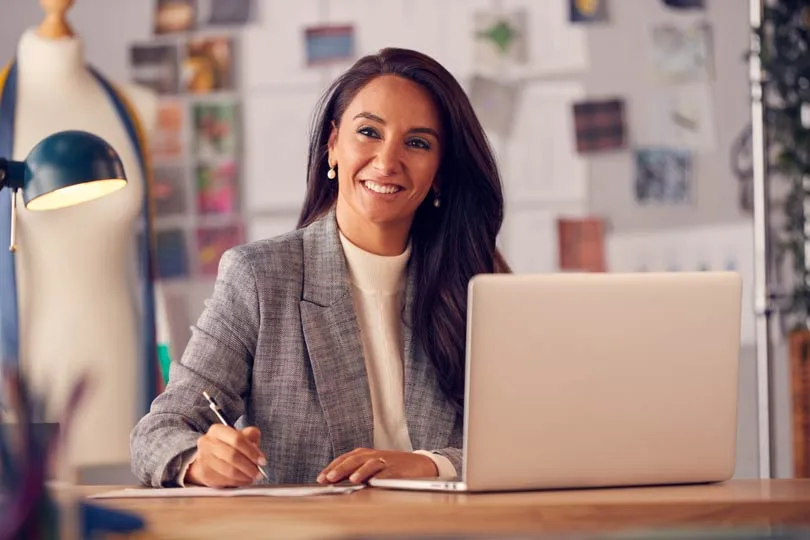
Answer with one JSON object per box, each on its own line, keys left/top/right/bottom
{"left": 22, "top": 130, "right": 127, "bottom": 211}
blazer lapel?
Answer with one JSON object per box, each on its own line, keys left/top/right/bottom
{"left": 402, "top": 261, "right": 459, "bottom": 451}
{"left": 300, "top": 209, "right": 373, "bottom": 458}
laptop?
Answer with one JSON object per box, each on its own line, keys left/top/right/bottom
{"left": 370, "top": 271, "right": 741, "bottom": 492}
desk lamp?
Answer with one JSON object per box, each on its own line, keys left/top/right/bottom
{"left": 0, "top": 129, "right": 140, "bottom": 537}
{"left": 0, "top": 129, "right": 126, "bottom": 250}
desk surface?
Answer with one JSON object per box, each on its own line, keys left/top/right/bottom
{"left": 77, "top": 479, "right": 810, "bottom": 539}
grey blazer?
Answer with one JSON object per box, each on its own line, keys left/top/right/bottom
{"left": 130, "top": 208, "right": 463, "bottom": 486}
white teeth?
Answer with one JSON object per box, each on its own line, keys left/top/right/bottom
{"left": 363, "top": 181, "right": 401, "bottom": 194}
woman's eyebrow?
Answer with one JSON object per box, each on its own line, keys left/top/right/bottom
{"left": 353, "top": 111, "right": 440, "bottom": 139}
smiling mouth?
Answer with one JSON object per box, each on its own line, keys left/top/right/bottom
{"left": 361, "top": 180, "right": 404, "bottom": 194}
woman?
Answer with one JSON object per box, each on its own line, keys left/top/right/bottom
{"left": 130, "top": 47, "right": 509, "bottom": 487}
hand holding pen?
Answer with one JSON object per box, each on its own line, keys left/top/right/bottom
{"left": 183, "top": 391, "right": 270, "bottom": 487}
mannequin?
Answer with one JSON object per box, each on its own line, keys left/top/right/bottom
{"left": 7, "top": 0, "right": 157, "bottom": 468}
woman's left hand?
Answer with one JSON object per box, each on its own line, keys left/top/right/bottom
{"left": 316, "top": 448, "right": 438, "bottom": 485}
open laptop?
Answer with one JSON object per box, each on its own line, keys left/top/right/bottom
{"left": 370, "top": 271, "right": 741, "bottom": 492}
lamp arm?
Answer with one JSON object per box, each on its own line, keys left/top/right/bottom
{"left": 0, "top": 158, "right": 25, "bottom": 192}
{"left": 0, "top": 158, "right": 24, "bottom": 252}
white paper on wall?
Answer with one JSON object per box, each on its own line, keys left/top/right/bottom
{"left": 606, "top": 221, "right": 755, "bottom": 345}
{"left": 394, "top": 0, "right": 447, "bottom": 66}
{"left": 442, "top": 0, "right": 588, "bottom": 80}
{"left": 327, "top": 0, "right": 405, "bottom": 56}
{"left": 503, "top": 80, "right": 588, "bottom": 204}
{"left": 499, "top": 208, "right": 558, "bottom": 274}
{"left": 498, "top": 202, "right": 587, "bottom": 274}
{"left": 243, "top": 90, "right": 319, "bottom": 212}
{"left": 649, "top": 83, "right": 717, "bottom": 151}
{"left": 241, "top": 0, "right": 323, "bottom": 90}
{"left": 649, "top": 21, "right": 713, "bottom": 83}
{"left": 247, "top": 213, "right": 300, "bottom": 242}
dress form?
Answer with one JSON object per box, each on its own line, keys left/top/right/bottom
{"left": 11, "top": 11, "right": 157, "bottom": 468}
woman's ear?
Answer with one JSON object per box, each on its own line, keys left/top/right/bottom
{"left": 327, "top": 120, "right": 338, "bottom": 161}
{"left": 431, "top": 175, "right": 441, "bottom": 194}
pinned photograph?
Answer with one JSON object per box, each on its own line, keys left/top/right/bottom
{"left": 152, "top": 166, "right": 187, "bottom": 218}
{"left": 196, "top": 161, "right": 238, "bottom": 215}
{"left": 650, "top": 22, "right": 713, "bottom": 82}
{"left": 155, "top": 228, "right": 190, "bottom": 279}
{"left": 473, "top": 10, "right": 528, "bottom": 71}
{"left": 196, "top": 224, "right": 244, "bottom": 276}
{"left": 468, "top": 76, "right": 519, "bottom": 137}
{"left": 304, "top": 25, "right": 355, "bottom": 66}
{"left": 183, "top": 36, "right": 234, "bottom": 93}
{"left": 154, "top": 0, "right": 196, "bottom": 34}
{"left": 572, "top": 98, "right": 626, "bottom": 153}
{"left": 130, "top": 44, "right": 179, "bottom": 95}
{"left": 198, "top": 0, "right": 255, "bottom": 25}
{"left": 150, "top": 101, "right": 184, "bottom": 160}
{"left": 193, "top": 102, "right": 239, "bottom": 159}
{"left": 557, "top": 217, "right": 607, "bottom": 272}
{"left": 569, "top": 0, "right": 608, "bottom": 23}
{"left": 650, "top": 83, "right": 716, "bottom": 150}
{"left": 634, "top": 147, "right": 692, "bottom": 205}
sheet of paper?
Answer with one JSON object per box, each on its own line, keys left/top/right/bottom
{"left": 326, "top": 0, "right": 404, "bottom": 56}
{"left": 503, "top": 81, "right": 588, "bottom": 205}
{"left": 240, "top": 0, "right": 322, "bottom": 90}
{"left": 498, "top": 202, "right": 587, "bottom": 274}
{"left": 393, "top": 0, "right": 450, "bottom": 70}
{"left": 650, "top": 21, "right": 713, "bottom": 83}
{"left": 499, "top": 209, "right": 557, "bottom": 274}
{"left": 606, "top": 221, "right": 755, "bottom": 345}
{"left": 89, "top": 484, "right": 365, "bottom": 499}
{"left": 469, "top": 76, "right": 519, "bottom": 137}
{"left": 243, "top": 91, "right": 319, "bottom": 212}
{"left": 649, "top": 83, "right": 717, "bottom": 151}
{"left": 441, "top": 0, "right": 588, "bottom": 79}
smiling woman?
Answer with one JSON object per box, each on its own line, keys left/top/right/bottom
{"left": 130, "top": 48, "right": 510, "bottom": 490}
{"left": 328, "top": 74, "right": 443, "bottom": 254}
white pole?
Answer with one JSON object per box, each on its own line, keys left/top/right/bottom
{"left": 749, "top": 0, "right": 775, "bottom": 479}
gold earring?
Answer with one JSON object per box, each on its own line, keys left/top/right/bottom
{"left": 327, "top": 166, "right": 336, "bottom": 180}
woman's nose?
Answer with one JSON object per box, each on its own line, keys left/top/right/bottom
{"left": 372, "top": 141, "right": 401, "bottom": 176}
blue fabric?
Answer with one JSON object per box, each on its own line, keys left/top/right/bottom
{"left": 0, "top": 62, "right": 158, "bottom": 413}
{"left": 0, "top": 63, "right": 20, "bottom": 369}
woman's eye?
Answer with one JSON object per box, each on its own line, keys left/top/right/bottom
{"left": 408, "top": 138, "right": 431, "bottom": 150}
{"left": 358, "top": 127, "right": 379, "bottom": 138}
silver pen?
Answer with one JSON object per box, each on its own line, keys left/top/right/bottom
{"left": 202, "top": 391, "right": 270, "bottom": 481}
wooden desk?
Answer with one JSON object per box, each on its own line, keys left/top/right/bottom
{"left": 77, "top": 480, "right": 810, "bottom": 539}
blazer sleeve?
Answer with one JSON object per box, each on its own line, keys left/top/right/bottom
{"left": 429, "top": 411, "right": 464, "bottom": 476}
{"left": 130, "top": 248, "right": 260, "bottom": 487}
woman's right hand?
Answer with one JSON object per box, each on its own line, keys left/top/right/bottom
{"left": 184, "top": 424, "right": 268, "bottom": 487}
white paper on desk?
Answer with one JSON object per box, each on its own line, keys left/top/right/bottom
{"left": 89, "top": 484, "right": 365, "bottom": 499}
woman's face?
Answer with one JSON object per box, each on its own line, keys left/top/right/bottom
{"left": 328, "top": 75, "right": 442, "bottom": 230}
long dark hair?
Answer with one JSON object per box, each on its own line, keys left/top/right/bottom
{"left": 297, "top": 48, "right": 509, "bottom": 410}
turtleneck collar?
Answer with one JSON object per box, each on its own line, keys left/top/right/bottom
{"left": 338, "top": 230, "right": 411, "bottom": 294}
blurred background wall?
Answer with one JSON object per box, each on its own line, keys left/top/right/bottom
{"left": 0, "top": 0, "right": 790, "bottom": 481}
